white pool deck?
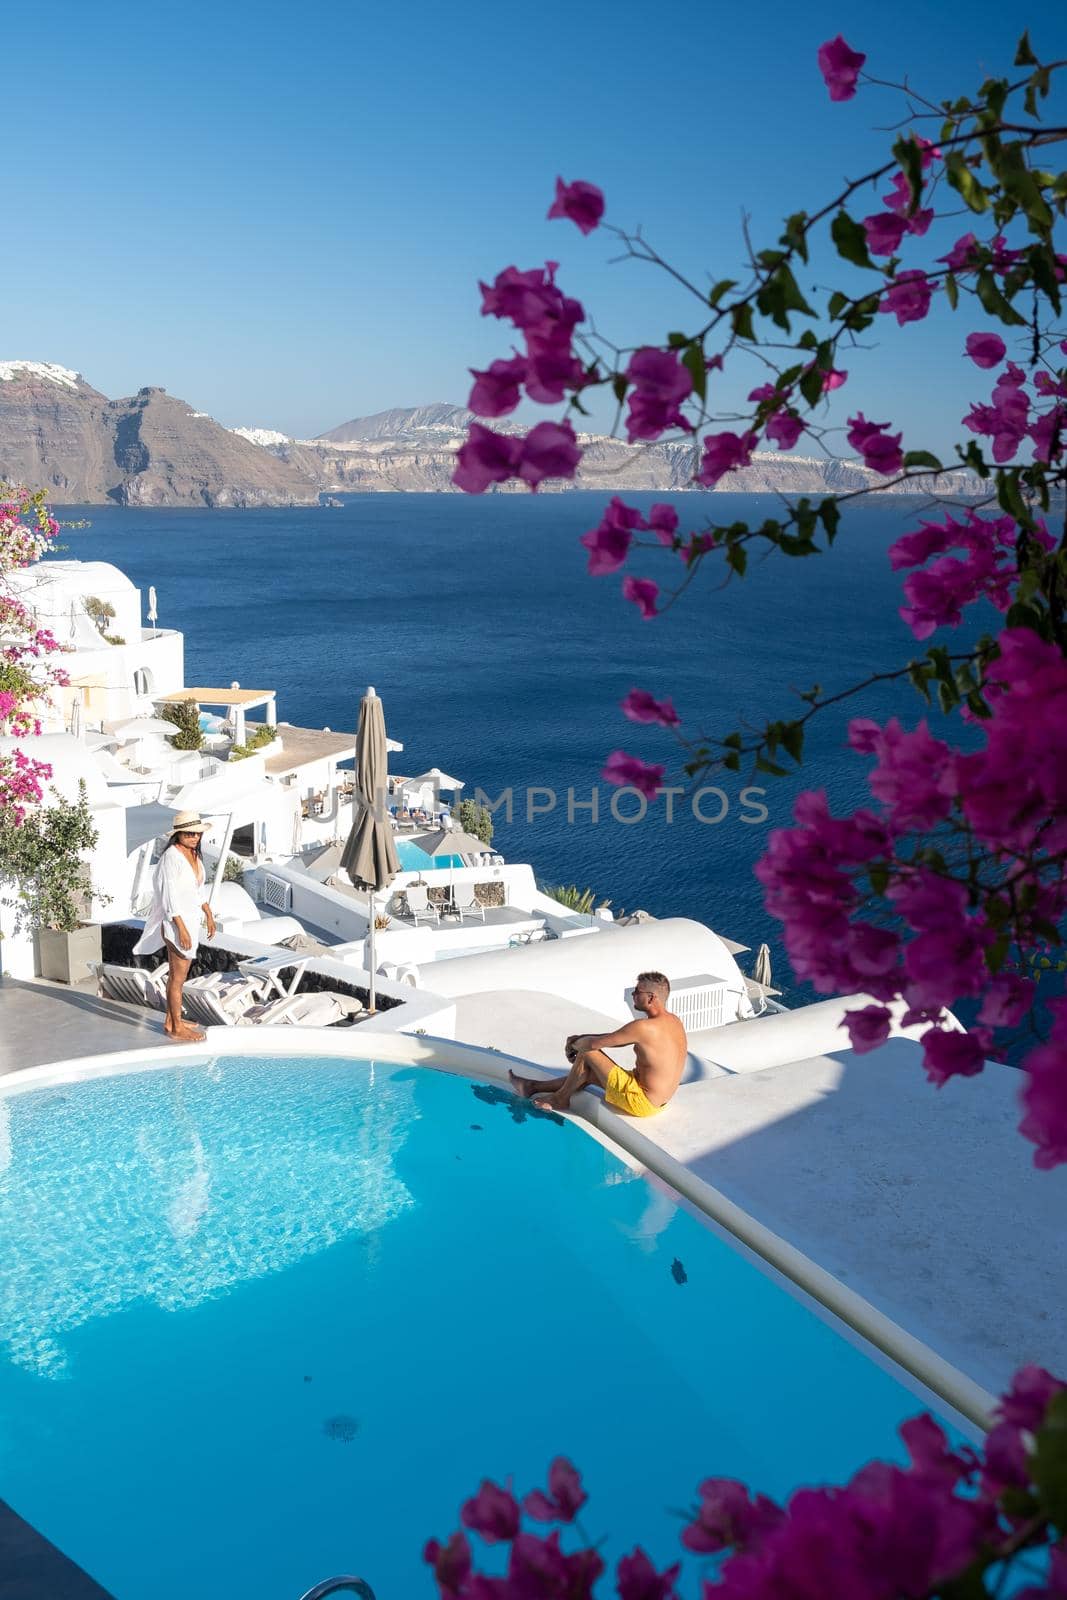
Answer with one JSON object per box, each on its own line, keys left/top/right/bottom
{"left": 1, "top": 973, "right": 1063, "bottom": 1416}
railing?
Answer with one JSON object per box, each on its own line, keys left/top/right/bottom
{"left": 297, "top": 1577, "right": 376, "bottom": 1600}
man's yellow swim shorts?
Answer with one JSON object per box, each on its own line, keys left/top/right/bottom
{"left": 605, "top": 1065, "right": 663, "bottom": 1118}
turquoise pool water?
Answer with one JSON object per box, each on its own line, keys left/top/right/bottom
{"left": 394, "top": 838, "right": 464, "bottom": 871}
{"left": 0, "top": 1059, "right": 955, "bottom": 1598}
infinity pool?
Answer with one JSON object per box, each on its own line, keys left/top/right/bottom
{"left": 0, "top": 1057, "right": 956, "bottom": 1597}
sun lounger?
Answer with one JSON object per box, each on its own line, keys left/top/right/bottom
{"left": 97, "top": 962, "right": 168, "bottom": 1010}
{"left": 404, "top": 885, "right": 440, "bottom": 926}
{"left": 452, "top": 885, "right": 486, "bottom": 923}
{"left": 242, "top": 991, "right": 346, "bottom": 1026}
{"left": 183, "top": 973, "right": 268, "bottom": 1027}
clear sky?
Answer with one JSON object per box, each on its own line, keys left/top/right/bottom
{"left": 3, "top": 0, "right": 1063, "bottom": 451}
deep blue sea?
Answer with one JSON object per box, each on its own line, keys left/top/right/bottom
{"left": 52, "top": 492, "right": 960, "bottom": 1004}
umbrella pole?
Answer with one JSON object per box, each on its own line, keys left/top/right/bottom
{"left": 368, "top": 890, "right": 377, "bottom": 1014}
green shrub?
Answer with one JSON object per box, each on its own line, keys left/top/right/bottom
{"left": 545, "top": 884, "right": 610, "bottom": 916}
{"left": 103, "top": 633, "right": 126, "bottom": 646}
{"left": 229, "top": 724, "right": 277, "bottom": 761}
{"left": 0, "top": 782, "right": 100, "bottom": 932}
{"left": 222, "top": 854, "right": 246, "bottom": 883}
{"left": 457, "top": 797, "right": 493, "bottom": 845}
{"left": 159, "top": 700, "right": 204, "bottom": 751}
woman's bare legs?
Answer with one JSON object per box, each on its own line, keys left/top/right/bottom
{"left": 164, "top": 942, "right": 205, "bottom": 1042}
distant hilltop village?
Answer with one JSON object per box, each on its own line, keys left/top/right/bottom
{"left": 0, "top": 360, "right": 986, "bottom": 508}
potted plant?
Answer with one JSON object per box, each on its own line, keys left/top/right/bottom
{"left": 0, "top": 783, "right": 103, "bottom": 983}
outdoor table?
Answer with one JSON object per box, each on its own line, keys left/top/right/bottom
{"left": 236, "top": 950, "right": 310, "bottom": 999}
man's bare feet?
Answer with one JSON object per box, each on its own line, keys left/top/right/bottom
{"left": 532, "top": 1090, "right": 569, "bottom": 1112}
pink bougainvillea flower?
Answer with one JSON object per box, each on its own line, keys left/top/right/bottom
{"left": 920, "top": 1026, "right": 990, "bottom": 1086}
{"left": 823, "top": 367, "right": 848, "bottom": 391}
{"left": 547, "top": 176, "right": 605, "bottom": 235}
{"left": 1019, "top": 1020, "right": 1067, "bottom": 1170}
{"left": 939, "top": 232, "right": 981, "bottom": 273}
{"left": 517, "top": 420, "right": 581, "bottom": 490}
{"left": 467, "top": 355, "right": 527, "bottom": 417}
{"left": 765, "top": 409, "right": 805, "bottom": 450}
{"left": 579, "top": 497, "right": 646, "bottom": 575}
{"left": 625, "top": 348, "right": 693, "bottom": 442}
{"left": 452, "top": 423, "right": 523, "bottom": 494}
{"left": 965, "top": 332, "right": 1007, "bottom": 369}
{"left": 697, "top": 429, "right": 758, "bottom": 487}
{"left": 601, "top": 751, "right": 665, "bottom": 797}
{"left": 460, "top": 1479, "right": 520, "bottom": 1543}
{"left": 841, "top": 1003, "right": 894, "bottom": 1054}
{"left": 847, "top": 413, "right": 905, "bottom": 476}
{"left": 522, "top": 1458, "right": 588, "bottom": 1523}
{"left": 647, "top": 502, "right": 679, "bottom": 546}
{"left": 621, "top": 689, "right": 680, "bottom": 727}
{"left": 422, "top": 1531, "right": 472, "bottom": 1597}
{"left": 622, "top": 576, "right": 659, "bottom": 618}
{"left": 864, "top": 211, "right": 908, "bottom": 257}
{"left": 682, "top": 1477, "right": 784, "bottom": 1555}
{"left": 817, "top": 35, "right": 866, "bottom": 101}
{"left": 615, "top": 1546, "right": 681, "bottom": 1600}
{"left": 880, "top": 269, "right": 935, "bottom": 326}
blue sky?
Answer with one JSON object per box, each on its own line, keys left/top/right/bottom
{"left": 3, "top": 0, "right": 1063, "bottom": 450}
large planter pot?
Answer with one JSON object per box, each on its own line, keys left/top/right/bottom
{"left": 36, "top": 923, "right": 103, "bottom": 985}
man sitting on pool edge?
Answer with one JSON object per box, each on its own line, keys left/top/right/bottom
{"left": 509, "top": 972, "right": 687, "bottom": 1116}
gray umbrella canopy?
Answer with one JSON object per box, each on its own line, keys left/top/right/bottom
{"left": 340, "top": 689, "right": 400, "bottom": 1013}
{"left": 751, "top": 943, "right": 773, "bottom": 988}
{"left": 340, "top": 689, "right": 400, "bottom": 891}
{"left": 417, "top": 827, "right": 487, "bottom": 859}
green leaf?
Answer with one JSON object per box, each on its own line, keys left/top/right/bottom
{"left": 777, "top": 535, "right": 818, "bottom": 557}
{"left": 1031, "top": 1390, "right": 1067, "bottom": 1526}
{"left": 831, "top": 211, "right": 873, "bottom": 269}
{"left": 827, "top": 290, "right": 848, "bottom": 319}
{"left": 819, "top": 499, "right": 841, "bottom": 543}
{"left": 731, "top": 302, "right": 755, "bottom": 341}
{"left": 779, "top": 211, "right": 810, "bottom": 264}
{"left": 908, "top": 662, "right": 932, "bottom": 702}
{"left": 944, "top": 271, "right": 959, "bottom": 310}
{"left": 975, "top": 270, "right": 1027, "bottom": 326}
{"left": 945, "top": 152, "right": 989, "bottom": 214}
{"left": 903, "top": 450, "right": 944, "bottom": 472}
{"left": 754, "top": 754, "right": 788, "bottom": 777}
{"left": 798, "top": 364, "right": 825, "bottom": 408}
{"left": 726, "top": 544, "right": 747, "bottom": 577}
{"left": 780, "top": 722, "right": 804, "bottom": 763}
{"left": 1014, "top": 30, "right": 1038, "bottom": 66}
{"left": 612, "top": 373, "right": 629, "bottom": 403}
{"left": 708, "top": 279, "right": 737, "bottom": 307}
{"left": 667, "top": 331, "right": 688, "bottom": 348}
{"left": 682, "top": 342, "right": 707, "bottom": 403}
{"left": 891, "top": 135, "right": 924, "bottom": 215}
{"left": 868, "top": 864, "right": 890, "bottom": 896}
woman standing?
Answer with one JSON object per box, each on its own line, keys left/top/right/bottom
{"left": 133, "top": 810, "right": 216, "bottom": 1043}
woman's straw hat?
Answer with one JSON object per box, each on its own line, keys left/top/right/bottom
{"left": 171, "top": 809, "right": 210, "bottom": 835}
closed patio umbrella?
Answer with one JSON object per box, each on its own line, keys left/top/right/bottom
{"left": 751, "top": 943, "right": 773, "bottom": 989}
{"left": 340, "top": 686, "right": 400, "bottom": 1014}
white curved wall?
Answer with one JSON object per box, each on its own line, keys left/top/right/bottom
{"left": 695, "top": 993, "right": 961, "bottom": 1073}
{"left": 415, "top": 916, "right": 754, "bottom": 1021}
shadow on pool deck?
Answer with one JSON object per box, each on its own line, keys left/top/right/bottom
{"left": 0, "top": 977, "right": 164, "bottom": 1078}
{"left": 0, "top": 1500, "right": 115, "bottom": 1599}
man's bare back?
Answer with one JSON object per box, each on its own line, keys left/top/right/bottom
{"left": 625, "top": 1010, "right": 688, "bottom": 1106}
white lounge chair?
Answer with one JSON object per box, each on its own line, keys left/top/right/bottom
{"left": 97, "top": 962, "right": 168, "bottom": 1010}
{"left": 243, "top": 991, "right": 346, "bottom": 1027}
{"left": 183, "top": 973, "right": 267, "bottom": 1027}
{"left": 405, "top": 885, "right": 439, "bottom": 926}
{"left": 452, "top": 885, "right": 486, "bottom": 923}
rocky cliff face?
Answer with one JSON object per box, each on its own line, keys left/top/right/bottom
{"left": 0, "top": 363, "right": 320, "bottom": 506}
{"left": 0, "top": 368, "right": 986, "bottom": 504}
{"left": 300, "top": 403, "right": 985, "bottom": 497}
